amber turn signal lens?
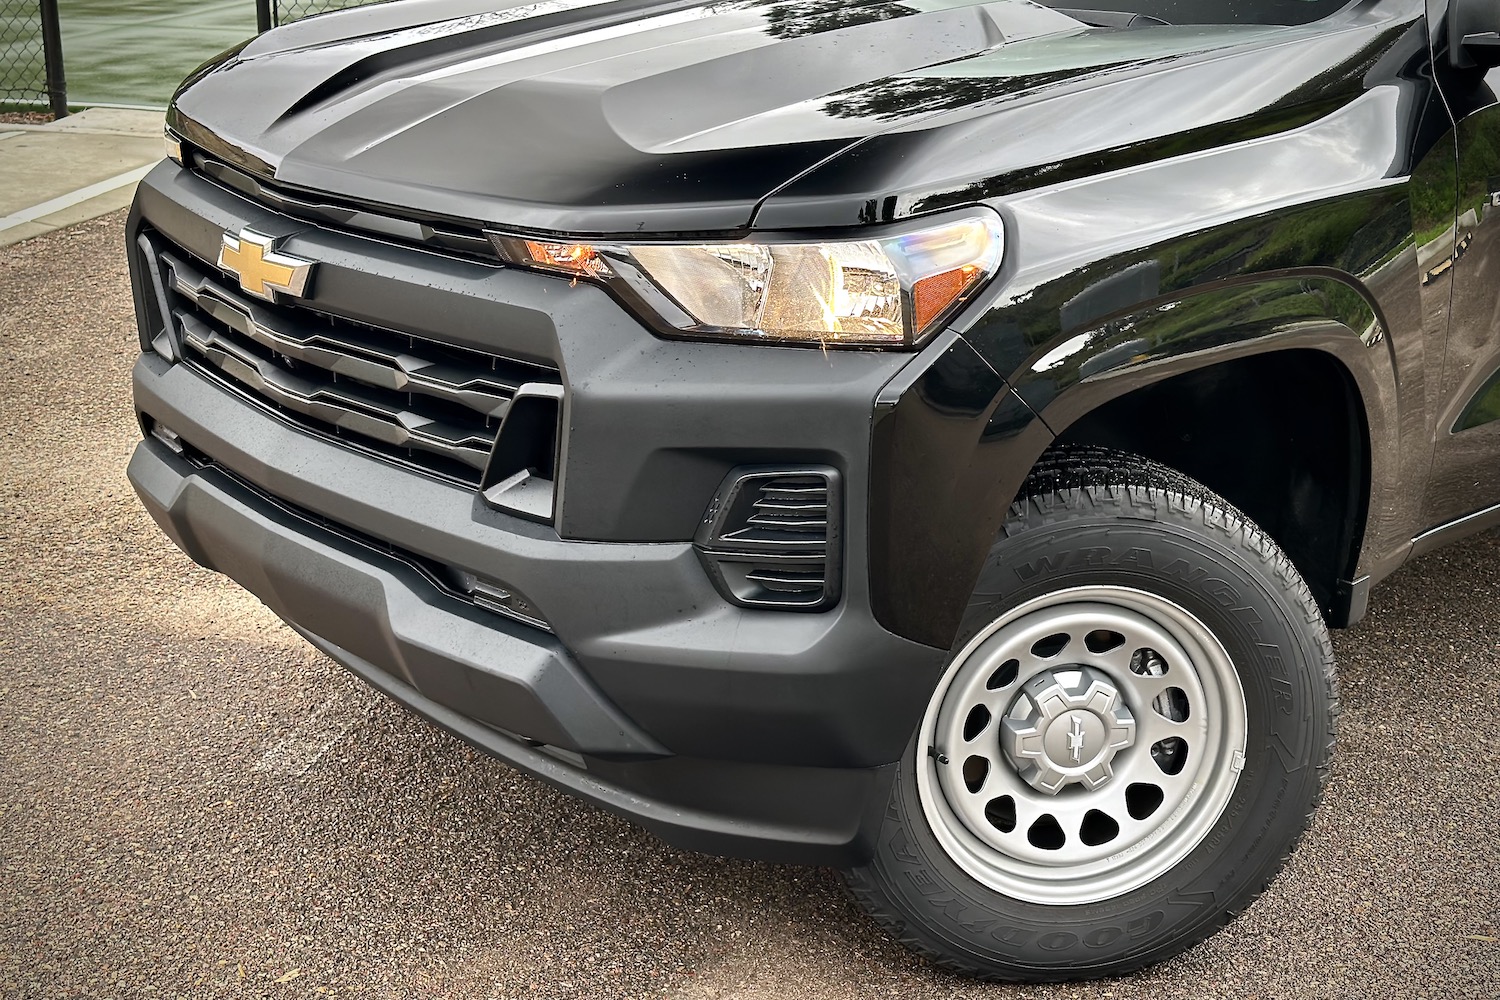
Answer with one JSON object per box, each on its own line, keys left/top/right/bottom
{"left": 912, "top": 264, "right": 981, "bottom": 333}
{"left": 520, "top": 240, "right": 610, "bottom": 278}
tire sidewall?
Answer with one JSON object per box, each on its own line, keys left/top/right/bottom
{"left": 868, "top": 486, "right": 1332, "bottom": 977}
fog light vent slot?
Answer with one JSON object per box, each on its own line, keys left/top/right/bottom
{"left": 744, "top": 565, "right": 825, "bottom": 593}
{"left": 695, "top": 467, "right": 841, "bottom": 612}
{"left": 728, "top": 475, "right": 830, "bottom": 542}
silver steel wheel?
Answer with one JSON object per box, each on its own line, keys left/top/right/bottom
{"left": 916, "top": 585, "right": 1249, "bottom": 905}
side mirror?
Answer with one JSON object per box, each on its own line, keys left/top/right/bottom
{"left": 1451, "top": 0, "right": 1500, "bottom": 70}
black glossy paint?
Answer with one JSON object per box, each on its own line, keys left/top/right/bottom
{"left": 1422, "top": 0, "right": 1500, "bottom": 530}
{"left": 160, "top": 2, "right": 1500, "bottom": 679}
{"left": 862, "top": 0, "right": 1500, "bottom": 646}
{"left": 170, "top": 0, "right": 1083, "bottom": 234}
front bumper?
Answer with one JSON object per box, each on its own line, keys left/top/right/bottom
{"left": 130, "top": 430, "right": 902, "bottom": 863}
{"left": 126, "top": 162, "right": 950, "bottom": 865}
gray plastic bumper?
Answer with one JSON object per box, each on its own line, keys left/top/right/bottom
{"left": 128, "top": 434, "right": 666, "bottom": 758}
{"left": 128, "top": 432, "right": 899, "bottom": 865}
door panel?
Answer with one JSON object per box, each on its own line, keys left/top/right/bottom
{"left": 1425, "top": 0, "right": 1500, "bottom": 525}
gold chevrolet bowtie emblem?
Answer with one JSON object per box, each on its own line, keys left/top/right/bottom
{"left": 218, "top": 229, "right": 315, "bottom": 302}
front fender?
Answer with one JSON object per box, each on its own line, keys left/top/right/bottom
{"left": 868, "top": 266, "right": 1402, "bottom": 651}
{"left": 869, "top": 67, "right": 1445, "bottom": 648}
{"left": 1008, "top": 270, "right": 1394, "bottom": 446}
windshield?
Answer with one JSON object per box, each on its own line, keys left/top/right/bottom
{"left": 1043, "top": 0, "right": 1356, "bottom": 26}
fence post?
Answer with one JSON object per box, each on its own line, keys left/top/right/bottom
{"left": 255, "top": 0, "right": 274, "bottom": 33}
{"left": 38, "top": 0, "right": 67, "bottom": 118}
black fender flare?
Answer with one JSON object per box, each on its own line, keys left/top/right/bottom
{"left": 869, "top": 269, "right": 1398, "bottom": 650}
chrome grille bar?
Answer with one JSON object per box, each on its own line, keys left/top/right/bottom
{"left": 150, "top": 236, "right": 561, "bottom": 486}
{"left": 164, "top": 252, "right": 517, "bottom": 416}
{"left": 177, "top": 313, "right": 497, "bottom": 471}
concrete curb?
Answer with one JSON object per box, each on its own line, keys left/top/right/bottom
{"left": 0, "top": 108, "right": 165, "bottom": 248}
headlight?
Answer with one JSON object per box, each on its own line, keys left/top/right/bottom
{"left": 487, "top": 211, "right": 1003, "bottom": 349}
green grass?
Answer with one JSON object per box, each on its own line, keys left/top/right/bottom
{"left": 57, "top": 0, "right": 257, "bottom": 108}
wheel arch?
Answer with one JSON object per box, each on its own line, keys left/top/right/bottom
{"left": 870, "top": 276, "right": 1393, "bottom": 650}
{"left": 1008, "top": 268, "right": 1390, "bottom": 626}
{"left": 1048, "top": 346, "right": 1374, "bottom": 626}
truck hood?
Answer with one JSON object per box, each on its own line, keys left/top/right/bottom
{"left": 170, "top": 0, "right": 1087, "bottom": 233}
{"left": 169, "top": 0, "right": 1346, "bottom": 235}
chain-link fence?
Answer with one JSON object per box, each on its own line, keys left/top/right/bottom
{"left": 0, "top": 0, "right": 63, "bottom": 115}
{"left": 3, "top": 0, "right": 391, "bottom": 116}
{"left": 261, "top": 0, "right": 390, "bottom": 27}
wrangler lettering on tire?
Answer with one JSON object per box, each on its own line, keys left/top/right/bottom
{"left": 846, "top": 447, "right": 1337, "bottom": 982}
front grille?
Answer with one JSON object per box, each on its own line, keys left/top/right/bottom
{"left": 141, "top": 232, "right": 561, "bottom": 487}
{"left": 695, "top": 468, "right": 842, "bottom": 611}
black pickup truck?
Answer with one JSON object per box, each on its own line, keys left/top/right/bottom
{"left": 124, "top": 0, "right": 1500, "bottom": 981}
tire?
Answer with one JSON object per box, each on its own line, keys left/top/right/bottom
{"left": 845, "top": 445, "right": 1338, "bottom": 982}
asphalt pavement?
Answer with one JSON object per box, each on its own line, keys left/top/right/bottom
{"left": 1, "top": 212, "right": 1497, "bottom": 999}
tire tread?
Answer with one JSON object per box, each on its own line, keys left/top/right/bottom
{"left": 843, "top": 444, "right": 1340, "bottom": 982}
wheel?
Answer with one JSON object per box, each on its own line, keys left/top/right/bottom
{"left": 846, "top": 446, "right": 1337, "bottom": 981}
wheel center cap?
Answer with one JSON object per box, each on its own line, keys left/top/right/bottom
{"left": 1001, "top": 666, "right": 1137, "bottom": 794}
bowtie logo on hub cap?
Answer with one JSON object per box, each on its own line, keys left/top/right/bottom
{"left": 1001, "top": 667, "right": 1137, "bottom": 794}
{"left": 218, "top": 228, "right": 316, "bottom": 302}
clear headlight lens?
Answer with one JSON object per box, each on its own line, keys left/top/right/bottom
{"left": 488, "top": 212, "right": 1003, "bottom": 348}
{"left": 629, "top": 240, "right": 905, "bottom": 343}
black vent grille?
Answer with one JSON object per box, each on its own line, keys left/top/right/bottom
{"left": 138, "top": 231, "right": 561, "bottom": 488}
{"left": 695, "top": 468, "right": 841, "bottom": 611}
{"left": 726, "top": 476, "right": 830, "bottom": 541}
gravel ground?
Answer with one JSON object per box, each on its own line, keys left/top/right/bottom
{"left": 1, "top": 213, "right": 1497, "bottom": 999}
